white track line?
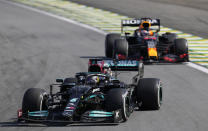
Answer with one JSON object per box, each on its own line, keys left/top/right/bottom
{"left": 187, "top": 63, "right": 208, "bottom": 74}
{"left": 5, "top": 0, "right": 208, "bottom": 74}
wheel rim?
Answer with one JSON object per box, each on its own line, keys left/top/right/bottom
{"left": 122, "top": 97, "right": 130, "bottom": 121}
{"left": 157, "top": 82, "right": 162, "bottom": 108}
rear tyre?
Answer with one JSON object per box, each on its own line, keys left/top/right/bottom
{"left": 105, "top": 33, "right": 120, "bottom": 58}
{"left": 174, "top": 38, "right": 189, "bottom": 61}
{"left": 105, "top": 88, "right": 130, "bottom": 122}
{"left": 114, "top": 39, "right": 128, "bottom": 58}
{"left": 22, "top": 88, "right": 48, "bottom": 116}
{"left": 175, "top": 38, "right": 188, "bottom": 54}
{"left": 163, "top": 32, "right": 177, "bottom": 43}
{"left": 136, "top": 78, "right": 162, "bottom": 110}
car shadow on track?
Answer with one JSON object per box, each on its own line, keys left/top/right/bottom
{"left": 0, "top": 120, "right": 119, "bottom": 127}
{"left": 143, "top": 62, "right": 189, "bottom": 65}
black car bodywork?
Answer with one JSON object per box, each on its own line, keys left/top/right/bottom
{"left": 17, "top": 59, "right": 162, "bottom": 124}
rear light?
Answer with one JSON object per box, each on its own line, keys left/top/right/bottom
{"left": 17, "top": 109, "right": 22, "bottom": 118}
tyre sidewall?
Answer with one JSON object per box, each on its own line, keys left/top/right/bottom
{"left": 114, "top": 38, "right": 129, "bottom": 58}
{"left": 105, "top": 88, "right": 130, "bottom": 121}
{"left": 105, "top": 33, "right": 120, "bottom": 58}
{"left": 22, "top": 88, "right": 47, "bottom": 115}
{"left": 174, "top": 38, "right": 188, "bottom": 55}
{"left": 136, "top": 78, "right": 162, "bottom": 110}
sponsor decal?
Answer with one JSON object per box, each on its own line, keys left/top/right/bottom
{"left": 115, "top": 111, "right": 120, "bottom": 118}
{"left": 122, "top": 19, "right": 158, "bottom": 25}
{"left": 147, "top": 41, "right": 156, "bottom": 48}
{"left": 91, "top": 60, "right": 138, "bottom": 67}
{"left": 66, "top": 107, "right": 75, "bottom": 110}
{"left": 69, "top": 103, "right": 75, "bottom": 106}
{"left": 92, "top": 88, "right": 100, "bottom": 93}
{"left": 104, "top": 60, "right": 138, "bottom": 67}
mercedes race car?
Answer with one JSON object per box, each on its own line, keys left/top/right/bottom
{"left": 17, "top": 59, "right": 162, "bottom": 124}
{"left": 105, "top": 18, "right": 189, "bottom": 63}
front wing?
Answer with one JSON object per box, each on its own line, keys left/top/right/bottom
{"left": 17, "top": 110, "right": 123, "bottom": 124}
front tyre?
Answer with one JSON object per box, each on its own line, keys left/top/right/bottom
{"left": 105, "top": 88, "right": 130, "bottom": 122}
{"left": 22, "top": 88, "right": 48, "bottom": 116}
{"left": 136, "top": 78, "right": 162, "bottom": 110}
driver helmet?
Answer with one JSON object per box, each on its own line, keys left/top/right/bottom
{"left": 77, "top": 75, "right": 85, "bottom": 84}
{"left": 140, "top": 21, "right": 154, "bottom": 36}
{"left": 86, "top": 75, "right": 100, "bottom": 85}
{"left": 140, "top": 21, "right": 151, "bottom": 31}
{"left": 103, "top": 65, "right": 113, "bottom": 76}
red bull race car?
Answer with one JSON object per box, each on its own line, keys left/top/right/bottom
{"left": 105, "top": 18, "right": 189, "bottom": 63}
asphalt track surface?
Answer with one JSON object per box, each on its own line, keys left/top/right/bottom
{"left": 0, "top": 0, "right": 208, "bottom": 131}
{"left": 69, "top": 0, "right": 208, "bottom": 38}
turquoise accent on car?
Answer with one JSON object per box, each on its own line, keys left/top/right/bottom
{"left": 89, "top": 114, "right": 112, "bottom": 117}
{"left": 103, "top": 60, "right": 138, "bottom": 67}
{"left": 28, "top": 110, "right": 48, "bottom": 117}
{"left": 89, "top": 110, "right": 113, "bottom": 117}
{"left": 90, "top": 95, "right": 97, "bottom": 98}
{"left": 90, "top": 111, "right": 113, "bottom": 115}
{"left": 70, "top": 98, "right": 78, "bottom": 102}
{"left": 84, "top": 94, "right": 104, "bottom": 101}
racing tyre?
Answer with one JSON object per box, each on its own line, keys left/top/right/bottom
{"left": 114, "top": 39, "right": 128, "bottom": 58}
{"left": 174, "top": 38, "right": 189, "bottom": 61}
{"left": 136, "top": 78, "right": 162, "bottom": 110}
{"left": 105, "top": 33, "right": 120, "bottom": 58}
{"left": 105, "top": 88, "right": 130, "bottom": 122}
{"left": 163, "top": 32, "right": 177, "bottom": 43}
{"left": 22, "top": 88, "right": 48, "bottom": 116}
{"left": 174, "top": 38, "right": 188, "bottom": 54}
{"left": 139, "top": 62, "right": 144, "bottom": 79}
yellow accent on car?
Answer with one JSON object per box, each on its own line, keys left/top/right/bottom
{"left": 148, "top": 48, "right": 158, "bottom": 57}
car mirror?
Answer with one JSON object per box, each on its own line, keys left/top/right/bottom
{"left": 56, "top": 79, "right": 63, "bottom": 83}
{"left": 125, "top": 32, "right": 130, "bottom": 35}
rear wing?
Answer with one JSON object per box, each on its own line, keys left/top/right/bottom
{"left": 88, "top": 58, "right": 141, "bottom": 71}
{"left": 122, "top": 19, "right": 160, "bottom": 26}
{"left": 121, "top": 18, "right": 160, "bottom": 33}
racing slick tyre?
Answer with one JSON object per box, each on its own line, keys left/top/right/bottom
{"left": 114, "top": 39, "right": 128, "bottom": 58}
{"left": 136, "top": 78, "right": 162, "bottom": 110}
{"left": 105, "top": 88, "right": 130, "bottom": 122}
{"left": 163, "top": 32, "right": 177, "bottom": 43}
{"left": 22, "top": 88, "right": 48, "bottom": 116}
{"left": 174, "top": 38, "right": 189, "bottom": 61}
{"left": 105, "top": 33, "right": 120, "bottom": 58}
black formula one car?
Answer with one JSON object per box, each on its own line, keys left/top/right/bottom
{"left": 17, "top": 59, "right": 162, "bottom": 124}
{"left": 105, "top": 18, "right": 189, "bottom": 63}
